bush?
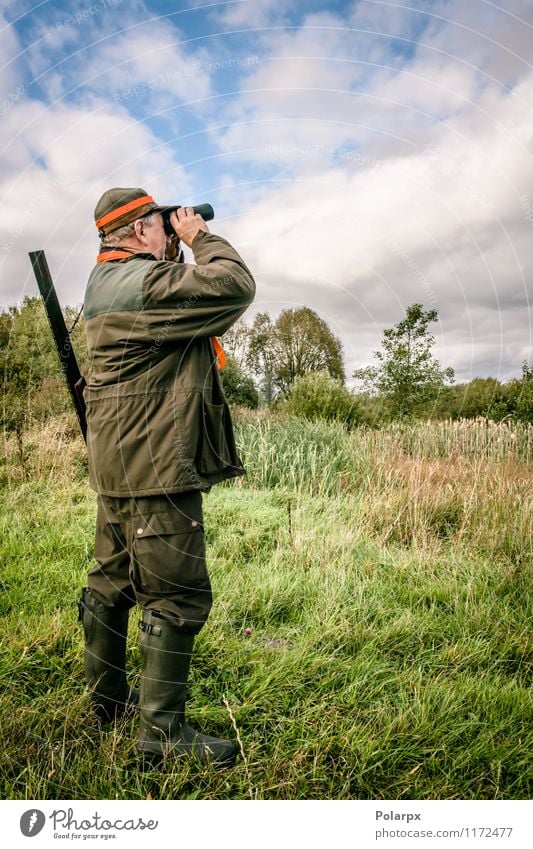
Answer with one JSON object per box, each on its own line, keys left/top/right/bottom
{"left": 447, "top": 370, "right": 533, "bottom": 425}
{"left": 281, "top": 371, "right": 363, "bottom": 428}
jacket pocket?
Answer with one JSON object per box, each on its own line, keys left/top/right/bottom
{"left": 86, "top": 389, "right": 185, "bottom": 493}
{"left": 198, "top": 397, "right": 240, "bottom": 476}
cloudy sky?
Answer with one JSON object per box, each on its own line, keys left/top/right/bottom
{"left": 1, "top": 0, "right": 532, "bottom": 382}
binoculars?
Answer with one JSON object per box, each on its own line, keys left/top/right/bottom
{"left": 162, "top": 204, "right": 215, "bottom": 237}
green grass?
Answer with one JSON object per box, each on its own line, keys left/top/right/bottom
{"left": 0, "top": 415, "right": 531, "bottom": 799}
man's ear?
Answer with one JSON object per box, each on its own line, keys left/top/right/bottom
{"left": 133, "top": 219, "right": 148, "bottom": 245}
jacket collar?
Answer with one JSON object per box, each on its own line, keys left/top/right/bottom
{"left": 96, "top": 246, "right": 157, "bottom": 263}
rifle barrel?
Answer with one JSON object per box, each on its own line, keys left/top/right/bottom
{"left": 29, "top": 250, "right": 87, "bottom": 442}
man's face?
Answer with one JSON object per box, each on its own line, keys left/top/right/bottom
{"left": 142, "top": 213, "right": 169, "bottom": 260}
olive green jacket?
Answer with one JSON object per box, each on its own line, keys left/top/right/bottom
{"left": 83, "top": 230, "right": 255, "bottom": 496}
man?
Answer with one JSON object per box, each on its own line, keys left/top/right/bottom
{"left": 78, "top": 187, "right": 255, "bottom": 767}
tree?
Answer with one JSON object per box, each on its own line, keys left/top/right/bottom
{"left": 247, "top": 307, "right": 344, "bottom": 399}
{"left": 493, "top": 362, "right": 533, "bottom": 424}
{"left": 513, "top": 362, "right": 533, "bottom": 424}
{"left": 246, "top": 312, "right": 277, "bottom": 402}
{"left": 353, "top": 303, "right": 454, "bottom": 418}
{"left": 448, "top": 377, "right": 502, "bottom": 420}
{"left": 1, "top": 298, "right": 60, "bottom": 473}
{"left": 273, "top": 307, "right": 344, "bottom": 394}
{"left": 1, "top": 298, "right": 87, "bottom": 470}
{"left": 220, "top": 319, "right": 251, "bottom": 370}
{"left": 221, "top": 355, "right": 259, "bottom": 408}
{"left": 427, "top": 364, "right": 533, "bottom": 424}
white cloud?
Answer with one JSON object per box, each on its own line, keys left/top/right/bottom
{"left": 24, "top": 9, "right": 216, "bottom": 124}
{"left": 208, "top": 1, "right": 533, "bottom": 163}
{"left": 207, "top": 11, "right": 386, "bottom": 160}
{"left": 422, "top": 0, "right": 533, "bottom": 84}
{"left": 215, "top": 0, "right": 293, "bottom": 28}
{"left": 0, "top": 11, "right": 24, "bottom": 100}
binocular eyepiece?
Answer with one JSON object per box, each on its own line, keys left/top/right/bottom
{"left": 162, "top": 204, "right": 215, "bottom": 237}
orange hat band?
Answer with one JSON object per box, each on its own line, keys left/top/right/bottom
{"left": 95, "top": 195, "right": 155, "bottom": 230}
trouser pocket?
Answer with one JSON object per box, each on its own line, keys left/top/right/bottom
{"left": 130, "top": 493, "right": 212, "bottom": 633}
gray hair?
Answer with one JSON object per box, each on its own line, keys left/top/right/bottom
{"left": 100, "top": 211, "right": 159, "bottom": 246}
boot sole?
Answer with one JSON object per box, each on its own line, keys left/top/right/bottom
{"left": 137, "top": 744, "right": 239, "bottom": 771}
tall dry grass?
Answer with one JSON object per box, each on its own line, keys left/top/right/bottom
{"left": 2, "top": 413, "right": 531, "bottom": 566}
{"left": 235, "top": 414, "right": 532, "bottom": 565}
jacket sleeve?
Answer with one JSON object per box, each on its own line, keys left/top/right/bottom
{"left": 142, "top": 230, "right": 256, "bottom": 342}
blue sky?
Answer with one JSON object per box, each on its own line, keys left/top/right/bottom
{"left": 1, "top": 0, "right": 532, "bottom": 381}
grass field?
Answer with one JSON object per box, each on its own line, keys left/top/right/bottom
{"left": 0, "top": 414, "right": 531, "bottom": 800}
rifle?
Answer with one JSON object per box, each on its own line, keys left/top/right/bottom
{"left": 28, "top": 250, "right": 87, "bottom": 442}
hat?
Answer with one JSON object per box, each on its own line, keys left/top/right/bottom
{"left": 94, "top": 187, "right": 175, "bottom": 237}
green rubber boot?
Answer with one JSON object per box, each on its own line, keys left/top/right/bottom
{"left": 137, "top": 610, "right": 238, "bottom": 767}
{"left": 78, "top": 587, "right": 139, "bottom": 722}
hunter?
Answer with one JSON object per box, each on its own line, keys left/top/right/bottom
{"left": 78, "top": 187, "right": 255, "bottom": 767}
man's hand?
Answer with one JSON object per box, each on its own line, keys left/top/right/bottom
{"left": 169, "top": 207, "right": 209, "bottom": 248}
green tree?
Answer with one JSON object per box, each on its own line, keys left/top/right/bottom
{"left": 1, "top": 298, "right": 58, "bottom": 473}
{"left": 353, "top": 303, "right": 454, "bottom": 418}
{"left": 220, "top": 319, "right": 251, "bottom": 370}
{"left": 221, "top": 355, "right": 259, "bottom": 409}
{"left": 274, "top": 307, "right": 344, "bottom": 394}
{"left": 246, "top": 312, "right": 277, "bottom": 402}
{"left": 494, "top": 362, "right": 533, "bottom": 424}
{"left": 247, "top": 307, "right": 344, "bottom": 399}
{"left": 513, "top": 362, "right": 533, "bottom": 424}
{"left": 450, "top": 377, "right": 502, "bottom": 420}
{"left": 1, "top": 298, "right": 87, "bottom": 469}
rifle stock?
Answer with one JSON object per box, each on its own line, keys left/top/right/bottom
{"left": 29, "top": 250, "right": 87, "bottom": 442}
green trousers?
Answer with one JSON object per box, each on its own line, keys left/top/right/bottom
{"left": 87, "top": 490, "right": 212, "bottom": 634}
